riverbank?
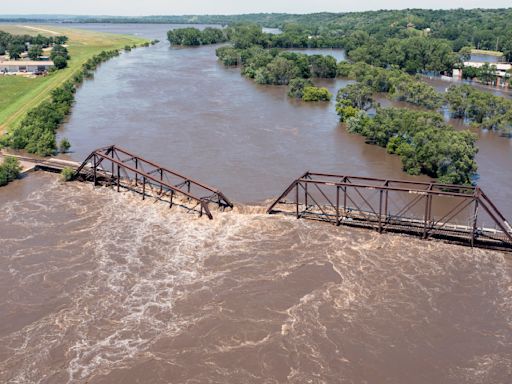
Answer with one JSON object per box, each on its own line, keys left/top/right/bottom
{"left": 0, "top": 24, "right": 148, "bottom": 132}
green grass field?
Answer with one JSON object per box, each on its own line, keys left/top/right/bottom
{"left": 0, "top": 25, "right": 148, "bottom": 132}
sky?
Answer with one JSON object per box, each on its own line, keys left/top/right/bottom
{"left": 2, "top": 0, "right": 511, "bottom": 16}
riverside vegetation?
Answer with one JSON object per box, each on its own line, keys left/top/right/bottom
{"left": 0, "top": 25, "right": 149, "bottom": 156}
{"left": 0, "top": 156, "right": 21, "bottom": 187}
{"left": 1, "top": 50, "right": 121, "bottom": 156}
{"left": 334, "top": 63, "right": 512, "bottom": 184}
{"left": 170, "top": 22, "right": 511, "bottom": 184}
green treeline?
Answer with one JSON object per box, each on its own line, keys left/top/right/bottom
{"left": 0, "top": 31, "right": 68, "bottom": 58}
{"left": 217, "top": 46, "right": 334, "bottom": 101}
{"left": 334, "top": 64, "right": 512, "bottom": 183}
{"left": 336, "top": 62, "right": 512, "bottom": 136}
{"left": 1, "top": 50, "right": 122, "bottom": 156}
{"left": 445, "top": 85, "right": 512, "bottom": 135}
{"left": 165, "top": 7, "right": 512, "bottom": 74}
{"left": 337, "top": 62, "right": 443, "bottom": 109}
{"left": 0, "top": 156, "right": 22, "bottom": 187}
{"left": 342, "top": 107, "right": 478, "bottom": 184}
{"left": 68, "top": 9, "right": 512, "bottom": 59}
{"left": 167, "top": 27, "right": 228, "bottom": 46}
{"left": 214, "top": 26, "right": 338, "bottom": 101}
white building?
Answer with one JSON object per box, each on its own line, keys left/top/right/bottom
{"left": 462, "top": 61, "right": 512, "bottom": 78}
{"left": 0, "top": 60, "right": 54, "bottom": 74}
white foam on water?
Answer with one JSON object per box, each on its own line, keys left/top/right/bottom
{"left": 0, "top": 174, "right": 511, "bottom": 383}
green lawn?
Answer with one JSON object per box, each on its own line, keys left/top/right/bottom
{"left": 0, "top": 25, "right": 148, "bottom": 132}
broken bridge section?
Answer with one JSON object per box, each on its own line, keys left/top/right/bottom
{"left": 74, "top": 145, "right": 233, "bottom": 219}
{"left": 268, "top": 172, "right": 512, "bottom": 251}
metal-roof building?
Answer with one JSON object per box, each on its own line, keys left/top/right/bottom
{"left": 0, "top": 60, "right": 54, "bottom": 74}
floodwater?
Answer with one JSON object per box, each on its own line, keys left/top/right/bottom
{"left": 56, "top": 25, "right": 512, "bottom": 215}
{"left": 1, "top": 23, "right": 511, "bottom": 384}
{"left": 1, "top": 174, "right": 511, "bottom": 384}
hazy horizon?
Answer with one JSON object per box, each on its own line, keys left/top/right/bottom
{"left": 1, "top": 1, "right": 511, "bottom": 17}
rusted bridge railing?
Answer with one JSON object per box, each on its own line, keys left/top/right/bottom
{"left": 268, "top": 172, "right": 512, "bottom": 251}
{"left": 74, "top": 145, "right": 233, "bottom": 219}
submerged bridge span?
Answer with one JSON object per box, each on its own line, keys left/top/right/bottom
{"left": 4, "top": 149, "right": 512, "bottom": 250}
{"left": 73, "top": 145, "right": 233, "bottom": 219}
{"left": 268, "top": 172, "right": 512, "bottom": 251}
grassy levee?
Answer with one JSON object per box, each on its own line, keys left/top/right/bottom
{"left": 0, "top": 25, "right": 148, "bottom": 132}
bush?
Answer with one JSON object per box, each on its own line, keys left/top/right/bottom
{"left": 288, "top": 78, "right": 314, "bottom": 99}
{"left": 216, "top": 46, "right": 240, "bottom": 66}
{"left": 59, "top": 138, "right": 71, "bottom": 153}
{"left": 0, "top": 156, "right": 22, "bottom": 187}
{"left": 61, "top": 167, "right": 75, "bottom": 182}
{"left": 302, "top": 86, "right": 332, "bottom": 102}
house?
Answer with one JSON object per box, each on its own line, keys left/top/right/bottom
{"left": 0, "top": 60, "right": 54, "bottom": 74}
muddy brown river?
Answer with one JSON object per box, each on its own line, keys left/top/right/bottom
{"left": 0, "top": 24, "right": 511, "bottom": 383}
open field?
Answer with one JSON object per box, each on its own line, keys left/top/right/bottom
{"left": 0, "top": 24, "right": 149, "bottom": 132}
{"left": 471, "top": 48, "right": 504, "bottom": 57}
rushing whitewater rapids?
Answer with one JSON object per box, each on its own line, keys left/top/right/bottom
{"left": 0, "top": 173, "right": 510, "bottom": 383}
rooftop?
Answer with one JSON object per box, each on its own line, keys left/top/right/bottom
{"left": 0, "top": 60, "right": 54, "bottom": 66}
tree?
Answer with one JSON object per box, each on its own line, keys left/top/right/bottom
{"left": 54, "top": 35, "right": 68, "bottom": 45}
{"left": 288, "top": 78, "right": 314, "bottom": 99}
{"left": 265, "top": 57, "right": 300, "bottom": 85}
{"left": 167, "top": 28, "right": 202, "bottom": 46}
{"left": 53, "top": 55, "right": 67, "bottom": 69}
{"left": 309, "top": 55, "right": 337, "bottom": 78}
{"left": 200, "top": 27, "right": 227, "bottom": 44}
{"left": 7, "top": 43, "right": 25, "bottom": 60}
{"left": 216, "top": 46, "right": 240, "bottom": 66}
{"left": 51, "top": 44, "right": 69, "bottom": 60}
{"left": 336, "top": 84, "right": 373, "bottom": 111}
{"left": 478, "top": 63, "right": 496, "bottom": 84}
{"left": 458, "top": 46, "right": 473, "bottom": 62}
{"left": 28, "top": 45, "right": 42, "bottom": 60}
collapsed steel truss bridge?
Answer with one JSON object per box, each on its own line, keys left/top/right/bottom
{"left": 268, "top": 172, "right": 512, "bottom": 251}
{"left": 74, "top": 145, "right": 233, "bottom": 219}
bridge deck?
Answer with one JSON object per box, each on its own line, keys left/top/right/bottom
{"left": 0, "top": 151, "right": 81, "bottom": 174}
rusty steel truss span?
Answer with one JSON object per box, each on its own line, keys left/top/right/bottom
{"left": 74, "top": 145, "right": 233, "bottom": 219}
{"left": 268, "top": 172, "right": 512, "bottom": 251}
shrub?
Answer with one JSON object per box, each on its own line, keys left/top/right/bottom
{"left": 0, "top": 156, "right": 22, "bottom": 187}
{"left": 302, "top": 87, "right": 332, "bottom": 102}
{"left": 61, "top": 167, "right": 75, "bottom": 182}
{"left": 59, "top": 138, "right": 71, "bottom": 153}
